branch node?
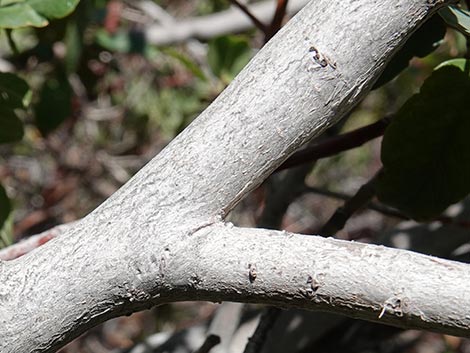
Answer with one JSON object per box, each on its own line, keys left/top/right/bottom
{"left": 303, "top": 273, "right": 324, "bottom": 298}
{"left": 379, "top": 295, "right": 405, "bottom": 319}
{"left": 249, "top": 263, "right": 258, "bottom": 283}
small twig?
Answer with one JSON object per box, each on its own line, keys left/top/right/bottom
{"left": 305, "top": 186, "right": 408, "bottom": 220}
{"left": 265, "top": 0, "right": 289, "bottom": 42}
{"left": 193, "top": 334, "right": 221, "bottom": 353}
{"left": 229, "top": 0, "right": 269, "bottom": 34}
{"left": 0, "top": 221, "right": 79, "bottom": 261}
{"left": 307, "top": 185, "right": 470, "bottom": 230}
{"left": 277, "top": 116, "right": 391, "bottom": 172}
{"left": 243, "top": 307, "right": 281, "bottom": 353}
{"left": 320, "top": 169, "right": 382, "bottom": 235}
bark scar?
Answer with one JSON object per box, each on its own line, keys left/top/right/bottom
{"left": 304, "top": 274, "right": 323, "bottom": 298}
{"left": 187, "top": 212, "right": 225, "bottom": 236}
{"left": 309, "top": 46, "right": 336, "bottom": 69}
{"left": 248, "top": 263, "right": 257, "bottom": 283}
{"left": 379, "top": 295, "right": 404, "bottom": 318}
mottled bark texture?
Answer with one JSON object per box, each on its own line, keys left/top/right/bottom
{"left": 1, "top": 1, "right": 464, "bottom": 352}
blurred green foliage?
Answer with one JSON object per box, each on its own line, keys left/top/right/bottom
{"left": 0, "top": 0, "right": 79, "bottom": 29}
{"left": 0, "top": 72, "right": 29, "bottom": 143}
{"left": 34, "top": 72, "right": 72, "bottom": 136}
{"left": 208, "top": 35, "right": 252, "bottom": 83}
{"left": 195, "top": 0, "right": 230, "bottom": 15}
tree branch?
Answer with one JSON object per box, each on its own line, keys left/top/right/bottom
{"left": 0, "top": 221, "right": 78, "bottom": 261}
{"left": 229, "top": 0, "right": 269, "bottom": 34}
{"left": 179, "top": 224, "right": 470, "bottom": 337}
{"left": 0, "top": 1, "right": 457, "bottom": 352}
{"left": 265, "top": 0, "right": 289, "bottom": 41}
{"left": 144, "top": 0, "right": 309, "bottom": 45}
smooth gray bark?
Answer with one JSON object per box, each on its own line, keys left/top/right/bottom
{"left": 0, "top": 0, "right": 464, "bottom": 352}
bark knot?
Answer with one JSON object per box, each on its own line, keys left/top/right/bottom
{"left": 248, "top": 263, "right": 257, "bottom": 283}
{"left": 304, "top": 274, "right": 324, "bottom": 298}
{"left": 308, "top": 46, "right": 336, "bottom": 70}
{"left": 379, "top": 295, "right": 406, "bottom": 318}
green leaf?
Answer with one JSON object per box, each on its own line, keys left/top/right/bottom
{"left": 0, "top": 73, "right": 28, "bottom": 143}
{"left": 34, "top": 73, "right": 72, "bottom": 136}
{"left": 163, "top": 48, "right": 207, "bottom": 81}
{"left": 0, "top": 0, "right": 79, "bottom": 29}
{"left": 0, "top": 184, "right": 11, "bottom": 236}
{"left": 435, "top": 58, "right": 470, "bottom": 73}
{"left": 373, "top": 14, "right": 446, "bottom": 89}
{"left": 27, "top": 0, "right": 80, "bottom": 19}
{"left": 95, "top": 29, "right": 130, "bottom": 53}
{"left": 0, "top": 107, "right": 24, "bottom": 143}
{"left": 0, "top": 3, "right": 47, "bottom": 28}
{"left": 439, "top": 5, "right": 470, "bottom": 37}
{"left": 377, "top": 64, "right": 470, "bottom": 220}
{"left": 0, "top": 72, "right": 30, "bottom": 109}
{"left": 95, "top": 28, "right": 148, "bottom": 55}
{"left": 207, "top": 35, "right": 252, "bottom": 82}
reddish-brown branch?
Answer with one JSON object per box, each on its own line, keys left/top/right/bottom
{"left": 277, "top": 116, "right": 391, "bottom": 171}
{"left": 0, "top": 222, "right": 77, "bottom": 261}
{"left": 229, "top": 0, "right": 269, "bottom": 34}
{"left": 265, "top": 0, "right": 289, "bottom": 42}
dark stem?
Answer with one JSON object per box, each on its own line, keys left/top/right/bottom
{"left": 307, "top": 186, "right": 470, "bottom": 230}
{"left": 320, "top": 169, "right": 382, "bottom": 235}
{"left": 305, "top": 186, "right": 408, "bottom": 220}
{"left": 194, "top": 334, "right": 221, "bottom": 353}
{"left": 265, "top": 0, "right": 289, "bottom": 42}
{"left": 277, "top": 117, "right": 391, "bottom": 172}
{"left": 229, "top": 0, "right": 269, "bottom": 34}
{"left": 243, "top": 307, "right": 282, "bottom": 353}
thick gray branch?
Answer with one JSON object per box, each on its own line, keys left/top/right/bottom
{"left": 180, "top": 224, "right": 470, "bottom": 337}
{"left": 0, "top": 0, "right": 459, "bottom": 352}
